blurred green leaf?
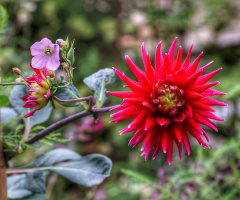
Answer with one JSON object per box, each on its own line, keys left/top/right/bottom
{"left": 0, "top": 95, "right": 9, "bottom": 107}
{"left": 24, "top": 170, "right": 46, "bottom": 194}
{"left": 7, "top": 174, "right": 32, "bottom": 200}
{"left": 83, "top": 68, "right": 115, "bottom": 108}
{"left": 0, "top": 4, "right": 8, "bottom": 32}
{"left": 9, "top": 85, "right": 52, "bottom": 128}
{"left": 0, "top": 107, "right": 18, "bottom": 124}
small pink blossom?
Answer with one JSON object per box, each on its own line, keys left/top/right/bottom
{"left": 30, "top": 37, "right": 60, "bottom": 70}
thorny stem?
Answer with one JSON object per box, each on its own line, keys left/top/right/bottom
{"left": 24, "top": 105, "right": 118, "bottom": 144}
{"left": 0, "top": 107, "right": 8, "bottom": 200}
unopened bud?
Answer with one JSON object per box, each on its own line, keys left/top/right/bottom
{"left": 62, "top": 62, "right": 68, "bottom": 73}
{"left": 47, "top": 69, "right": 55, "bottom": 78}
{"left": 12, "top": 67, "right": 22, "bottom": 75}
{"left": 14, "top": 77, "right": 25, "bottom": 83}
{"left": 56, "top": 39, "right": 67, "bottom": 48}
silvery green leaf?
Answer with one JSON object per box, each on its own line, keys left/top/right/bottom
{"left": 24, "top": 149, "right": 112, "bottom": 187}
{"left": 24, "top": 170, "right": 46, "bottom": 194}
{"left": 49, "top": 154, "right": 112, "bottom": 187}
{"left": 83, "top": 68, "right": 115, "bottom": 108}
{"left": 54, "top": 84, "right": 82, "bottom": 107}
{"left": 7, "top": 174, "right": 32, "bottom": 199}
{"left": 9, "top": 85, "right": 52, "bottom": 128}
{"left": 1, "top": 107, "right": 18, "bottom": 124}
{"left": 28, "top": 149, "right": 82, "bottom": 168}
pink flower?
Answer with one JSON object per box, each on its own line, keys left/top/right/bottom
{"left": 22, "top": 64, "right": 52, "bottom": 118}
{"left": 107, "top": 38, "right": 227, "bottom": 164}
{"left": 30, "top": 37, "right": 60, "bottom": 70}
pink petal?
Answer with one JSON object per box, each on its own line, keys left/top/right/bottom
{"left": 24, "top": 109, "right": 37, "bottom": 118}
{"left": 44, "top": 89, "right": 51, "bottom": 99}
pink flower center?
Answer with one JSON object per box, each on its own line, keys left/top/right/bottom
{"left": 44, "top": 48, "right": 52, "bottom": 55}
{"left": 151, "top": 78, "right": 184, "bottom": 116}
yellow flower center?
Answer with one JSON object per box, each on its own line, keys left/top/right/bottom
{"left": 151, "top": 80, "right": 184, "bottom": 116}
{"left": 44, "top": 48, "right": 52, "bottom": 55}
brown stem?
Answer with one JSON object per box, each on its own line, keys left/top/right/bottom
{"left": 24, "top": 105, "right": 118, "bottom": 144}
{"left": 0, "top": 108, "right": 8, "bottom": 200}
{"left": 54, "top": 95, "right": 92, "bottom": 103}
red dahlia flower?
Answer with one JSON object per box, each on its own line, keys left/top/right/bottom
{"left": 22, "top": 65, "right": 52, "bottom": 118}
{"left": 107, "top": 38, "right": 227, "bottom": 164}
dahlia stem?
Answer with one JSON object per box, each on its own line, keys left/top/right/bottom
{"left": 0, "top": 82, "right": 27, "bottom": 86}
{"left": 0, "top": 108, "right": 8, "bottom": 200}
{"left": 24, "top": 105, "right": 118, "bottom": 144}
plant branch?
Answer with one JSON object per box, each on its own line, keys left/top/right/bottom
{"left": 0, "top": 82, "right": 27, "bottom": 86}
{"left": 0, "top": 107, "right": 8, "bottom": 200}
{"left": 24, "top": 105, "right": 118, "bottom": 144}
{"left": 54, "top": 95, "right": 92, "bottom": 103}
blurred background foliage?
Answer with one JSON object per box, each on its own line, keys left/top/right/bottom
{"left": 1, "top": 0, "right": 240, "bottom": 199}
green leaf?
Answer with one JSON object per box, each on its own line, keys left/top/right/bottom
{"left": 83, "top": 68, "right": 115, "bottom": 108}
{"left": 23, "top": 194, "right": 48, "bottom": 200}
{"left": 7, "top": 174, "right": 32, "bottom": 199}
{"left": 67, "top": 40, "right": 75, "bottom": 66}
{"left": 24, "top": 170, "right": 46, "bottom": 194}
{"left": 9, "top": 85, "right": 52, "bottom": 128}
{"left": 28, "top": 149, "right": 82, "bottom": 168}
{"left": 0, "top": 4, "right": 8, "bottom": 32}
{"left": 26, "top": 149, "right": 112, "bottom": 187}
{"left": 7, "top": 173, "right": 48, "bottom": 200}
{"left": 0, "top": 95, "right": 9, "bottom": 107}
{"left": 49, "top": 154, "right": 112, "bottom": 187}
{"left": 0, "top": 107, "right": 18, "bottom": 124}
{"left": 55, "top": 84, "right": 82, "bottom": 107}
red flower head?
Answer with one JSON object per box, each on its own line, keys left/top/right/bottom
{"left": 22, "top": 64, "right": 52, "bottom": 118}
{"left": 107, "top": 38, "right": 227, "bottom": 164}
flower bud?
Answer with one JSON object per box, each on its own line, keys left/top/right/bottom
{"left": 14, "top": 77, "right": 25, "bottom": 83}
{"left": 62, "top": 62, "right": 68, "bottom": 73}
{"left": 12, "top": 67, "right": 22, "bottom": 75}
{"left": 56, "top": 39, "right": 67, "bottom": 48}
{"left": 47, "top": 69, "right": 55, "bottom": 78}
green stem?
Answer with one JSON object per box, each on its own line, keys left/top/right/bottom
{"left": 0, "top": 82, "right": 27, "bottom": 86}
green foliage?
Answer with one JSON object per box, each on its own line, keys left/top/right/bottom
{"left": 121, "top": 168, "right": 152, "bottom": 184}
{"left": 24, "top": 170, "right": 46, "bottom": 194}
{"left": 0, "top": 95, "right": 9, "bottom": 107}
{"left": 0, "top": 4, "right": 8, "bottom": 33}
{"left": 9, "top": 85, "right": 52, "bottom": 129}
{"left": 54, "top": 84, "right": 82, "bottom": 107}
{"left": 0, "top": 107, "right": 18, "bottom": 124}
{"left": 83, "top": 68, "right": 115, "bottom": 108}
{"left": 67, "top": 40, "right": 75, "bottom": 66}
{"left": 7, "top": 149, "right": 112, "bottom": 199}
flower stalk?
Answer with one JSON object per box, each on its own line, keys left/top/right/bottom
{"left": 0, "top": 82, "right": 27, "bottom": 86}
